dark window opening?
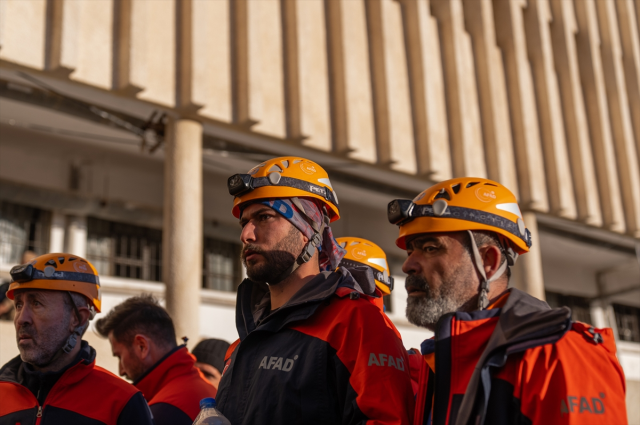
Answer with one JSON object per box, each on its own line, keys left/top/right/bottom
{"left": 545, "top": 291, "right": 592, "bottom": 324}
{"left": 203, "top": 238, "right": 241, "bottom": 292}
{"left": 0, "top": 201, "right": 50, "bottom": 265}
{"left": 613, "top": 303, "right": 640, "bottom": 343}
{"left": 87, "top": 217, "right": 162, "bottom": 282}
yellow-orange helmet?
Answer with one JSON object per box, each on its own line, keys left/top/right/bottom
{"left": 336, "top": 237, "right": 394, "bottom": 295}
{"left": 228, "top": 157, "right": 340, "bottom": 222}
{"left": 388, "top": 177, "right": 531, "bottom": 254}
{"left": 7, "top": 253, "right": 101, "bottom": 313}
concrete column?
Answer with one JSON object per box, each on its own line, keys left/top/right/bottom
{"left": 65, "top": 215, "right": 87, "bottom": 258}
{"left": 163, "top": 118, "right": 203, "bottom": 343}
{"left": 512, "top": 212, "right": 545, "bottom": 300}
{"left": 49, "top": 211, "right": 66, "bottom": 253}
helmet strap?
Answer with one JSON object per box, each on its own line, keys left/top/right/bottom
{"left": 266, "top": 198, "right": 328, "bottom": 285}
{"left": 61, "top": 291, "right": 89, "bottom": 354}
{"left": 466, "top": 230, "right": 509, "bottom": 310}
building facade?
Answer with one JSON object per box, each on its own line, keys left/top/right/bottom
{"left": 0, "top": 0, "right": 638, "bottom": 421}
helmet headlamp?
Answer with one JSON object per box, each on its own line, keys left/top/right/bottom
{"left": 10, "top": 264, "right": 35, "bottom": 283}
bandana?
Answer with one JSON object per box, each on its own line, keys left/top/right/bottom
{"left": 259, "top": 198, "right": 346, "bottom": 271}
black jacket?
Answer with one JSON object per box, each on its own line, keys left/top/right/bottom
{"left": 216, "top": 268, "right": 415, "bottom": 425}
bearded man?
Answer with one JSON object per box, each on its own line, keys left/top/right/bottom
{"left": 388, "top": 178, "right": 628, "bottom": 425}
{"left": 0, "top": 253, "right": 153, "bottom": 424}
{"left": 215, "top": 157, "right": 414, "bottom": 425}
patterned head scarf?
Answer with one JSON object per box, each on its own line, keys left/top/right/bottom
{"left": 259, "top": 198, "right": 346, "bottom": 271}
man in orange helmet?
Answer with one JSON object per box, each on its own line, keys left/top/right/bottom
{"left": 335, "top": 236, "right": 395, "bottom": 312}
{"left": 0, "top": 253, "right": 153, "bottom": 424}
{"left": 216, "top": 157, "right": 414, "bottom": 425}
{"left": 388, "top": 178, "right": 628, "bottom": 425}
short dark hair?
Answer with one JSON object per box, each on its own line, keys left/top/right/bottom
{"left": 95, "top": 294, "right": 176, "bottom": 347}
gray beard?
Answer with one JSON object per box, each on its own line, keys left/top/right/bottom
{"left": 405, "top": 274, "right": 471, "bottom": 331}
{"left": 17, "top": 309, "right": 72, "bottom": 367}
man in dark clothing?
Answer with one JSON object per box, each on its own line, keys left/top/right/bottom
{"left": 0, "top": 253, "right": 153, "bottom": 424}
{"left": 96, "top": 294, "right": 216, "bottom": 425}
{"left": 192, "top": 338, "right": 230, "bottom": 389}
{"left": 216, "top": 157, "right": 414, "bottom": 425}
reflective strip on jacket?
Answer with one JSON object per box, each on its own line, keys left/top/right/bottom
{"left": 413, "top": 288, "right": 628, "bottom": 425}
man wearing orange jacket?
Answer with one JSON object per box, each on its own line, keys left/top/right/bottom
{"left": 217, "top": 157, "right": 414, "bottom": 425}
{"left": 96, "top": 295, "right": 216, "bottom": 425}
{"left": 388, "top": 178, "right": 628, "bottom": 425}
{"left": 0, "top": 253, "right": 153, "bottom": 424}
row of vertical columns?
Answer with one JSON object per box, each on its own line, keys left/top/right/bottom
{"left": 523, "top": 0, "right": 576, "bottom": 220}
{"left": 548, "top": 0, "right": 601, "bottom": 226}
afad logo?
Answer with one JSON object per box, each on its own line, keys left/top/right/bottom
{"left": 475, "top": 187, "right": 497, "bottom": 203}
{"left": 351, "top": 247, "right": 368, "bottom": 260}
{"left": 368, "top": 353, "right": 405, "bottom": 371}
{"left": 560, "top": 393, "right": 606, "bottom": 416}
{"left": 258, "top": 355, "right": 298, "bottom": 372}
{"left": 73, "top": 261, "right": 90, "bottom": 273}
{"left": 299, "top": 161, "right": 317, "bottom": 175}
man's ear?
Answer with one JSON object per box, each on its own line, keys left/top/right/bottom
{"left": 68, "top": 306, "right": 91, "bottom": 332}
{"left": 480, "top": 244, "right": 503, "bottom": 280}
{"left": 132, "top": 334, "right": 151, "bottom": 360}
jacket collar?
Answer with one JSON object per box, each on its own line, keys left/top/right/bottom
{"left": 134, "top": 345, "right": 195, "bottom": 402}
{"left": 236, "top": 266, "right": 376, "bottom": 340}
{"left": 454, "top": 288, "right": 571, "bottom": 425}
{"left": 0, "top": 340, "right": 96, "bottom": 386}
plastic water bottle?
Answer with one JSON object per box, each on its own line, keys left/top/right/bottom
{"left": 192, "top": 398, "right": 231, "bottom": 425}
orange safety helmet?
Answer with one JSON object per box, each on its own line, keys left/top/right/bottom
{"left": 228, "top": 157, "right": 340, "bottom": 222}
{"left": 336, "top": 237, "right": 394, "bottom": 295}
{"left": 7, "top": 253, "right": 101, "bottom": 314}
{"left": 388, "top": 177, "right": 531, "bottom": 254}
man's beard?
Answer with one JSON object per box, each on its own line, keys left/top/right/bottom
{"left": 405, "top": 272, "right": 474, "bottom": 331}
{"left": 124, "top": 349, "right": 147, "bottom": 382}
{"left": 16, "top": 309, "right": 72, "bottom": 367}
{"left": 241, "top": 225, "right": 305, "bottom": 284}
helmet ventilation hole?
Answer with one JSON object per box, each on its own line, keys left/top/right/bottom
{"left": 451, "top": 183, "right": 461, "bottom": 194}
{"left": 58, "top": 257, "right": 65, "bottom": 264}
{"left": 281, "top": 160, "right": 289, "bottom": 168}
{"left": 292, "top": 159, "right": 302, "bottom": 164}
{"left": 466, "top": 182, "right": 479, "bottom": 188}
{"left": 45, "top": 259, "right": 57, "bottom": 268}
{"left": 434, "top": 188, "right": 451, "bottom": 201}
{"left": 268, "top": 164, "right": 283, "bottom": 173}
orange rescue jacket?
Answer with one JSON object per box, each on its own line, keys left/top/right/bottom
{"left": 414, "top": 288, "right": 628, "bottom": 425}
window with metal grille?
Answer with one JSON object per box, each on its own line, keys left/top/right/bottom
{"left": 86, "top": 217, "right": 162, "bottom": 282}
{"left": 203, "top": 238, "right": 241, "bottom": 292}
{"left": 545, "top": 291, "right": 593, "bottom": 324}
{"left": 0, "top": 201, "right": 50, "bottom": 265}
{"left": 613, "top": 303, "right": 640, "bottom": 343}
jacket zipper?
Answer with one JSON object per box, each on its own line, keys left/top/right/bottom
{"left": 37, "top": 405, "right": 43, "bottom": 417}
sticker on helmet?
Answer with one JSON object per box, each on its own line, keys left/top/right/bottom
{"left": 475, "top": 187, "right": 497, "bottom": 202}
{"left": 413, "top": 191, "right": 426, "bottom": 202}
{"left": 73, "top": 261, "right": 90, "bottom": 273}
{"left": 299, "top": 161, "right": 317, "bottom": 175}
{"left": 352, "top": 247, "right": 367, "bottom": 260}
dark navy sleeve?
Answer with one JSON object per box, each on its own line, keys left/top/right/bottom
{"left": 117, "top": 392, "right": 154, "bottom": 425}
{"left": 149, "top": 402, "right": 193, "bottom": 425}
